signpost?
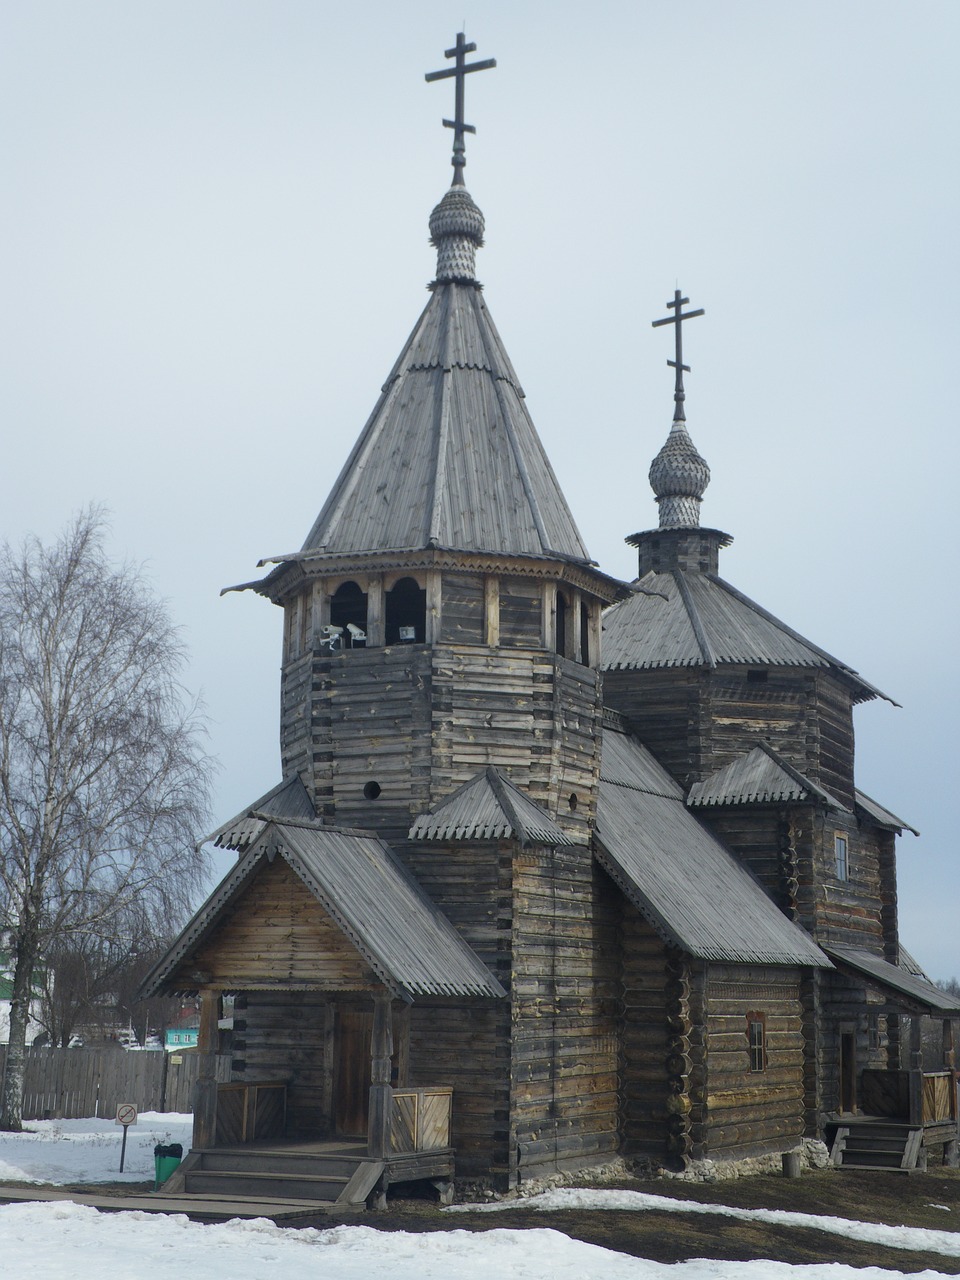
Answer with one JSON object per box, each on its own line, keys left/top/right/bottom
{"left": 115, "top": 1102, "right": 138, "bottom": 1173}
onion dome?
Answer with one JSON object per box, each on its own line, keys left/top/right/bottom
{"left": 648, "top": 418, "right": 711, "bottom": 529}
{"left": 429, "top": 185, "right": 485, "bottom": 283}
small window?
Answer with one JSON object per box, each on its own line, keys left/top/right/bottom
{"left": 330, "top": 581, "right": 368, "bottom": 648}
{"left": 747, "top": 1012, "right": 767, "bottom": 1072}
{"left": 746, "top": 668, "right": 768, "bottom": 684}
{"left": 385, "top": 577, "right": 426, "bottom": 645}
{"left": 556, "top": 591, "right": 568, "bottom": 658}
{"left": 579, "top": 602, "right": 590, "bottom": 666}
{"left": 835, "top": 834, "right": 849, "bottom": 881}
{"left": 868, "top": 1012, "right": 881, "bottom": 1051}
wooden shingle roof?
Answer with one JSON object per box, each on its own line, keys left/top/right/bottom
{"left": 601, "top": 569, "right": 892, "bottom": 704}
{"left": 595, "top": 731, "right": 830, "bottom": 968}
{"left": 291, "top": 282, "right": 591, "bottom": 564}
{"left": 143, "top": 819, "right": 505, "bottom": 1002}
{"left": 686, "top": 742, "right": 848, "bottom": 812}
{"left": 409, "top": 766, "right": 575, "bottom": 846}
{"left": 824, "top": 945, "right": 960, "bottom": 1013}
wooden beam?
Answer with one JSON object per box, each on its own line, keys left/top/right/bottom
{"left": 484, "top": 575, "right": 500, "bottom": 647}
{"left": 192, "top": 990, "right": 220, "bottom": 1151}
{"left": 368, "top": 994, "right": 394, "bottom": 1159}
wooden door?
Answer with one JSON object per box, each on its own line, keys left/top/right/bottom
{"left": 334, "top": 1009, "right": 373, "bottom": 1137}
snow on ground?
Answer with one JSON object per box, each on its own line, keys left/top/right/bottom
{"left": 449, "top": 1187, "right": 960, "bottom": 1260}
{"left": 0, "top": 1112, "right": 192, "bottom": 1184}
{"left": 0, "top": 1204, "right": 956, "bottom": 1280}
{"left": 0, "top": 1117, "right": 957, "bottom": 1279}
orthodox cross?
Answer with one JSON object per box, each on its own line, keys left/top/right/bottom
{"left": 425, "top": 32, "right": 496, "bottom": 185}
{"left": 652, "top": 289, "right": 705, "bottom": 421}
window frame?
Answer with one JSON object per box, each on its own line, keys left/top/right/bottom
{"left": 746, "top": 1011, "right": 767, "bottom": 1073}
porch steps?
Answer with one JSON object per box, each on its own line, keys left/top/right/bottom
{"left": 171, "top": 1148, "right": 385, "bottom": 1207}
{"left": 830, "top": 1122, "right": 924, "bottom": 1172}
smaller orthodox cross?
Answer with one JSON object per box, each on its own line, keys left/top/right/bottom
{"left": 652, "top": 289, "right": 705, "bottom": 421}
{"left": 425, "top": 33, "right": 496, "bottom": 185}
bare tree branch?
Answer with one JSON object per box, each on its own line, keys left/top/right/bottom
{"left": 0, "top": 508, "right": 214, "bottom": 1127}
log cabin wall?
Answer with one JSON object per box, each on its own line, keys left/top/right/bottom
{"left": 698, "top": 809, "right": 800, "bottom": 919}
{"left": 601, "top": 668, "right": 704, "bottom": 789}
{"left": 510, "top": 849, "right": 619, "bottom": 1182}
{"left": 617, "top": 900, "right": 673, "bottom": 1164}
{"left": 406, "top": 998, "right": 510, "bottom": 1181}
{"left": 704, "top": 963, "right": 806, "bottom": 1160}
{"left": 233, "top": 992, "right": 335, "bottom": 1138}
{"left": 819, "top": 968, "right": 891, "bottom": 1116}
{"left": 812, "top": 811, "right": 886, "bottom": 950}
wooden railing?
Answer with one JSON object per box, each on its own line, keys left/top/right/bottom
{"left": 390, "top": 1087, "right": 452, "bottom": 1154}
{"left": 214, "top": 1080, "right": 287, "bottom": 1145}
{"left": 919, "top": 1071, "right": 958, "bottom": 1125}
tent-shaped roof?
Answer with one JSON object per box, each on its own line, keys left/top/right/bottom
{"left": 686, "top": 742, "right": 848, "bottom": 812}
{"left": 595, "top": 730, "right": 830, "bottom": 968}
{"left": 142, "top": 819, "right": 505, "bottom": 1002}
{"left": 409, "top": 766, "right": 575, "bottom": 846}
{"left": 291, "top": 282, "right": 591, "bottom": 565}
{"left": 602, "top": 570, "right": 891, "bottom": 705}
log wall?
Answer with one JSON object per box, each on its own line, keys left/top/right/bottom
{"left": 234, "top": 991, "right": 335, "bottom": 1138}
{"left": 704, "top": 963, "right": 806, "bottom": 1159}
{"left": 510, "top": 850, "right": 619, "bottom": 1181}
{"left": 617, "top": 901, "right": 672, "bottom": 1163}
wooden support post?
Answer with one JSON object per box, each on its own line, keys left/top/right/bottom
{"left": 570, "top": 590, "right": 582, "bottom": 663}
{"left": 367, "top": 579, "right": 385, "bottom": 647}
{"left": 484, "top": 575, "right": 500, "bottom": 647}
{"left": 193, "top": 990, "right": 220, "bottom": 1151}
{"left": 907, "top": 1015, "right": 924, "bottom": 1126}
{"left": 943, "top": 1018, "right": 955, "bottom": 1071}
{"left": 426, "top": 570, "right": 442, "bottom": 645}
{"left": 368, "top": 994, "right": 393, "bottom": 1159}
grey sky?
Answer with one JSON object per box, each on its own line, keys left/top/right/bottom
{"left": 1, "top": 3, "right": 957, "bottom": 976}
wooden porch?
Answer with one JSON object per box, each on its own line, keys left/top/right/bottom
{"left": 830, "top": 1067, "right": 959, "bottom": 1170}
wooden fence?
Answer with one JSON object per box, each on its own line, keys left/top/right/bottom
{"left": 0, "top": 1047, "right": 232, "bottom": 1120}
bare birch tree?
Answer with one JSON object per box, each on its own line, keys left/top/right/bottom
{"left": 0, "top": 509, "right": 212, "bottom": 1128}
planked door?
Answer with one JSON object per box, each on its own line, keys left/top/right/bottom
{"left": 334, "top": 1008, "right": 373, "bottom": 1137}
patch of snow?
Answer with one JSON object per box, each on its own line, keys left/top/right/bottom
{"left": 0, "top": 1112, "right": 192, "bottom": 1184}
{"left": 447, "top": 1186, "right": 960, "bottom": 1259}
{"left": 0, "top": 1203, "right": 957, "bottom": 1280}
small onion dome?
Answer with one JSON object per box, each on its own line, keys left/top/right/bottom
{"left": 649, "top": 418, "right": 711, "bottom": 529}
{"left": 429, "top": 185, "right": 485, "bottom": 283}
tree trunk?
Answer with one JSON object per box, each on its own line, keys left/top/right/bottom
{"left": 0, "top": 929, "right": 39, "bottom": 1131}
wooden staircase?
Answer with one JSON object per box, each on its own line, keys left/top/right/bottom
{"left": 830, "top": 1122, "right": 924, "bottom": 1172}
{"left": 162, "top": 1146, "right": 386, "bottom": 1209}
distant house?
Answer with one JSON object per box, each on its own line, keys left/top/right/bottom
{"left": 0, "top": 953, "right": 44, "bottom": 1046}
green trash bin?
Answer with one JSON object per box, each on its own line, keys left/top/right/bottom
{"left": 154, "top": 1142, "right": 183, "bottom": 1189}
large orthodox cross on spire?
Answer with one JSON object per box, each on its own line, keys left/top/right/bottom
{"left": 652, "top": 289, "right": 705, "bottom": 421}
{"left": 425, "top": 32, "right": 496, "bottom": 186}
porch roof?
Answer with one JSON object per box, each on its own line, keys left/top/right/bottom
{"left": 142, "top": 819, "right": 505, "bottom": 1002}
{"left": 823, "top": 945, "right": 960, "bottom": 1013}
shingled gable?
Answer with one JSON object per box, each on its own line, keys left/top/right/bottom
{"left": 686, "top": 741, "right": 849, "bottom": 812}
{"left": 409, "top": 766, "right": 575, "bottom": 846}
{"left": 205, "top": 774, "right": 316, "bottom": 854}
{"left": 602, "top": 570, "right": 893, "bottom": 705}
{"left": 142, "top": 819, "right": 505, "bottom": 1002}
{"left": 595, "top": 730, "right": 830, "bottom": 968}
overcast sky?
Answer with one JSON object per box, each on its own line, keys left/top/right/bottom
{"left": 1, "top": 3, "right": 957, "bottom": 977}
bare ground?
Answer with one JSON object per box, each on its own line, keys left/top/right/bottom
{"left": 40, "top": 1165, "right": 960, "bottom": 1274}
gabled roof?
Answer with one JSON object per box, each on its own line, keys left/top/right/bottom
{"left": 855, "top": 789, "right": 919, "bottom": 836}
{"left": 143, "top": 820, "right": 505, "bottom": 1002}
{"left": 409, "top": 766, "right": 575, "bottom": 846}
{"left": 288, "top": 281, "right": 592, "bottom": 565}
{"left": 824, "top": 945, "right": 960, "bottom": 1013}
{"left": 205, "top": 775, "right": 317, "bottom": 853}
{"left": 687, "top": 742, "right": 848, "bottom": 812}
{"left": 601, "top": 570, "right": 892, "bottom": 704}
{"left": 595, "top": 731, "right": 830, "bottom": 968}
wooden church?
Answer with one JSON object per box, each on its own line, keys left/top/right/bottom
{"left": 143, "top": 36, "right": 958, "bottom": 1204}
